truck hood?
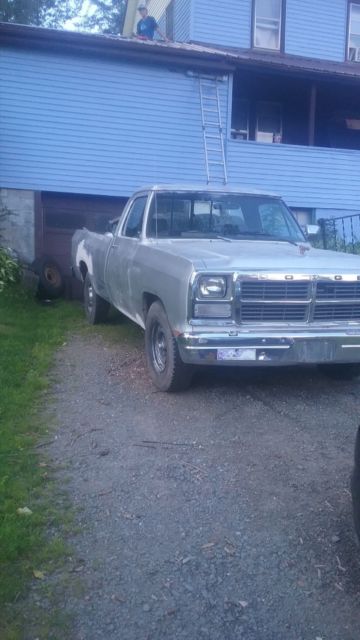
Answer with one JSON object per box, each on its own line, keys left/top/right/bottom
{"left": 153, "top": 239, "right": 360, "bottom": 273}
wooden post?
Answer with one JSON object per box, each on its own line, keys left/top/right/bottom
{"left": 308, "top": 82, "right": 317, "bottom": 146}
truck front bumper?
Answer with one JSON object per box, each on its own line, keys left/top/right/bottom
{"left": 176, "top": 329, "right": 360, "bottom": 366}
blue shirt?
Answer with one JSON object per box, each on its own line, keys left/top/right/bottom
{"left": 137, "top": 16, "right": 158, "bottom": 40}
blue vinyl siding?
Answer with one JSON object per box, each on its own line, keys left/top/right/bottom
{"left": 191, "top": 0, "right": 252, "bottom": 48}
{"left": 190, "top": 0, "right": 348, "bottom": 63}
{"left": 0, "top": 47, "right": 229, "bottom": 196}
{"left": 285, "top": 0, "right": 347, "bottom": 61}
{"left": 175, "top": 0, "right": 191, "bottom": 41}
{"left": 227, "top": 141, "right": 360, "bottom": 211}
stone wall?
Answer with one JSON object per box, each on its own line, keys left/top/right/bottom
{"left": 0, "top": 189, "right": 35, "bottom": 263}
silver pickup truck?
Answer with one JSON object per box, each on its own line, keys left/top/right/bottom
{"left": 72, "top": 184, "right": 360, "bottom": 391}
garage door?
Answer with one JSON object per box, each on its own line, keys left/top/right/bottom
{"left": 40, "top": 192, "right": 127, "bottom": 297}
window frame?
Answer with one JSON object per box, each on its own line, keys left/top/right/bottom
{"left": 347, "top": 1, "right": 360, "bottom": 62}
{"left": 251, "top": 0, "right": 286, "bottom": 52}
{"left": 231, "top": 99, "right": 250, "bottom": 140}
{"left": 255, "top": 100, "right": 283, "bottom": 143}
{"left": 121, "top": 195, "right": 148, "bottom": 239}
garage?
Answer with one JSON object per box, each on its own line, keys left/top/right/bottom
{"left": 37, "top": 192, "right": 127, "bottom": 298}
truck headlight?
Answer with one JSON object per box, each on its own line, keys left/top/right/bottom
{"left": 198, "top": 276, "right": 227, "bottom": 299}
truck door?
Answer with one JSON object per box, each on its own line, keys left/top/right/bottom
{"left": 105, "top": 195, "right": 148, "bottom": 317}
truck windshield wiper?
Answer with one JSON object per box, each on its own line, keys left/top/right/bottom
{"left": 180, "top": 231, "right": 232, "bottom": 241}
{"left": 236, "top": 231, "right": 300, "bottom": 247}
{"left": 214, "top": 235, "right": 232, "bottom": 243}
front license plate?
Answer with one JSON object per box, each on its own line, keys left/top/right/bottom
{"left": 217, "top": 348, "right": 256, "bottom": 361}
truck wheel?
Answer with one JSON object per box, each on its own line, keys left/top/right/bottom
{"left": 145, "top": 301, "right": 192, "bottom": 392}
{"left": 318, "top": 363, "right": 360, "bottom": 380}
{"left": 84, "top": 273, "right": 110, "bottom": 324}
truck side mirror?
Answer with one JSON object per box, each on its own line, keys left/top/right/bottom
{"left": 305, "top": 224, "right": 320, "bottom": 238}
{"left": 107, "top": 218, "right": 119, "bottom": 235}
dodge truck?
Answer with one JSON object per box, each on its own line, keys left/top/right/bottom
{"left": 72, "top": 185, "right": 360, "bottom": 391}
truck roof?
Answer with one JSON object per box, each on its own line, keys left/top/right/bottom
{"left": 134, "top": 184, "right": 280, "bottom": 198}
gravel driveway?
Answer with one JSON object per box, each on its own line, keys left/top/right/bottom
{"left": 46, "top": 321, "right": 360, "bottom": 640}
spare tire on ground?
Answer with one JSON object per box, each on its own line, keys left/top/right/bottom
{"left": 34, "top": 256, "right": 65, "bottom": 299}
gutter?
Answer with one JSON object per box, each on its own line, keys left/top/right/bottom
{"left": 0, "top": 22, "right": 235, "bottom": 73}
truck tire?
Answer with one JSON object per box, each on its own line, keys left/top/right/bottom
{"left": 145, "top": 301, "right": 192, "bottom": 392}
{"left": 84, "top": 273, "right": 110, "bottom": 324}
{"left": 318, "top": 363, "right": 360, "bottom": 380}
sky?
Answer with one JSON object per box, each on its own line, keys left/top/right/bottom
{"left": 63, "top": 0, "right": 98, "bottom": 31}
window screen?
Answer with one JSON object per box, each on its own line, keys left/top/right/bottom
{"left": 254, "top": 0, "right": 282, "bottom": 51}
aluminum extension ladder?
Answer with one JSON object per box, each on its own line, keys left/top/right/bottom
{"left": 198, "top": 76, "right": 228, "bottom": 185}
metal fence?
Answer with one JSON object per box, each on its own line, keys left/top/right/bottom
{"left": 318, "top": 213, "right": 360, "bottom": 255}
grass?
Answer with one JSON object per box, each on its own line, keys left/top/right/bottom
{"left": 0, "top": 286, "right": 82, "bottom": 639}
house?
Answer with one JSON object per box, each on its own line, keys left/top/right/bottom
{"left": 1, "top": 0, "right": 360, "bottom": 291}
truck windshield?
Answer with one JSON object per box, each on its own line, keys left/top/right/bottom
{"left": 147, "top": 192, "right": 305, "bottom": 243}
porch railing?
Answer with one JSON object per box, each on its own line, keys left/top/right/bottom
{"left": 318, "top": 213, "right": 360, "bottom": 255}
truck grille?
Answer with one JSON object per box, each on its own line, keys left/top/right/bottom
{"left": 316, "top": 281, "right": 360, "bottom": 300}
{"left": 237, "top": 278, "right": 360, "bottom": 324}
{"left": 240, "top": 303, "right": 308, "bottom": 323}
{"left": 314, "top": 304, "right": 360, "bottom": 321}
{"left": 241, "top": 281, "right": 310, "bottom": 301}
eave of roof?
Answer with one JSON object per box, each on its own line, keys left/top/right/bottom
{"left": 0, "top": 22, "right": 235, "bottom": 72}
{"left": 2, "top": 22, "right": 360, "bottom": 83}
{"left": 194, "top": 41, "right": 360, "bottom": 83}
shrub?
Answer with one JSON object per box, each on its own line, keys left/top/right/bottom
{"left": 0, "top": 247, "right": 20, "bottom": 292}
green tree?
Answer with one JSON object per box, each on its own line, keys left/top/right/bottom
{"left": 76, "top": 0, "right": 128, "bottom": 34}
{"left": 0, "top": 0, "right": 83, "bottom": 28}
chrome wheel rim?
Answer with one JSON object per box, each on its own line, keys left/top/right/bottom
{"left": 151, "top": 322, "right": 167, "bottom": 373}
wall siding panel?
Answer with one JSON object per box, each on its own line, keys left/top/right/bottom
{"left": 285, "top": 0, "right": 347, "bottom": 61}
{"left": 227, "top": 141, "right": 360, "bottom": 211}
{"left": 191, "top": 0, "right": 252, "bottom": 48}
{"left": 175, "top": 0, "right": 191, "bottom": 41}
{"left": 0, "top": 47, "right": 229, "bottom": 196}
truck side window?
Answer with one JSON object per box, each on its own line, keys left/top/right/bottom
{"left": 122, "top": 196, "right": 147, "bottom": 238}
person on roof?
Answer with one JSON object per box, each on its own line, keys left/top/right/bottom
{"left": 135, "top": 4, "right": 169, "bottom": 41}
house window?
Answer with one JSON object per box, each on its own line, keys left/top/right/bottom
{"left": 348, "top": 3, "right": 360, "bottom": 61}
{"left": 166, "top": 0, "right": 175, "bottom": 40}
{"left": 291, "top": 208, "right": 315, "bottom": 232}
{"left": 253, "top": 0, "right": 283, "bottom": 50}
{"left": 256, "top": 101, "right": 282, "bottom": 143}
{"left": 231, "top": 100, "right": 249, "bottom": 140}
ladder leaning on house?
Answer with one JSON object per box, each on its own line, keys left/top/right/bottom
{"left": 198, "top": 76, "right": 228, "bottom": 185}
